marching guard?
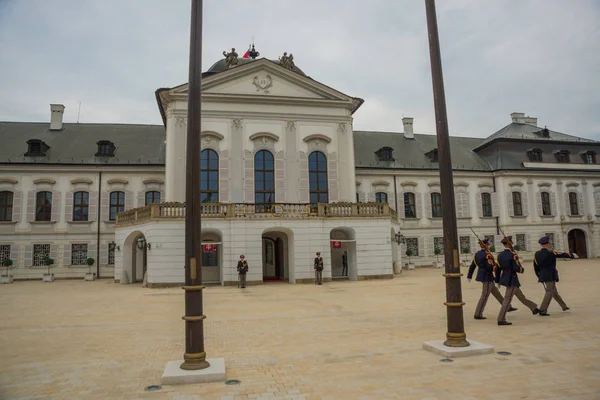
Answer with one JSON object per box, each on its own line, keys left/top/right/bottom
{"left": 237, "top": 254, "right": 248, "bottom": 289}
{"left": 496, "top": 236, "right": 541, "bottom": 325}
{"left": 467, "top": 237, "right": 517, "bottom": 319}
{"left": 314, "top": 252, "right": 324, "bottom": 285}
{"left": 534, "top": 235, "right": 577, "bottom": 315}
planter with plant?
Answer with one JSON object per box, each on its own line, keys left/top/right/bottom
{"left": 42, "top": 257, "right": 55, "bottom": 282}
{"left": 405, "top": 249, "right": 415, "bottom": 270}
{"left": 461, "top": 246, "right": 471, "bottom": 267}
{"left": 1, "top": 258, "right": 14, "bottom": 284}
{"left": 513, "top": 244, "right": 521, "bottom": 252}
{"left": 84, "top": 257, "right": 96, "bottom": 281}
{"left": 433, "top": 247, "right": 443, "bottom": 268}
{"left": 489, "top": 245, "right": 496, "bottom": 253}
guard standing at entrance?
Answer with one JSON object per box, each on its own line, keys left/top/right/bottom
{"left": 314, "top": 252, "right": 324, "bottom": 285}
{"left": 534, "top": 235, "right": 577, "bottom": 316}
{"left": 237, "top": 254, "right": 248, "bottom": 288}
{"left": 342, "top": 251, "right": 348, "bottom": 277}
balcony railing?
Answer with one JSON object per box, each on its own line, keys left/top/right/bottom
{"left": 115, "top": 202, "right": 394, "bottom": 227}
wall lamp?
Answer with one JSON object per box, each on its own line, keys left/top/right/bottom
{"left": 394, "top": 229, "right": 406, "bottom": 245}
{"left": 137, "top": 237, "right": 151, "bottom": 250}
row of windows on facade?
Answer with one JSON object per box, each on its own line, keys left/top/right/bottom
{"left": 404, "top": 233, "right": 556, "bottom": 257}
{"left": 25, "top": 140, "right": 116, "bottom": 157}
{"left": 0, "top": 190, "right": 160, "bottom": 222}
{"left": 0, "top": 243, "right": 116, "bottom": 267}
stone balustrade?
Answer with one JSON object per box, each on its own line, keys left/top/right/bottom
{"left": 115, "top": 202, "right": 394, "bottom": 227}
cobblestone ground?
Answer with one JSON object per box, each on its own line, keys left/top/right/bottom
{"left": 1, "top": 259, "right": 600, "bottom": 400}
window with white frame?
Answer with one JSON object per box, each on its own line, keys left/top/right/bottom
{"left": 512, "top": 191, "right": 523, "bottom": 216}
{"left": 108, "top": 242, "right": 116, "bottom": 265}
{"left": 456, "top": 192, "right": 469, "bottom": 218}
{"left": 431, "top": 192, "right": 442, "bottom": 217}
{"left": 33, "top": 244, "right": 50, "bottom": 266}
{"left": 404, "top": 192, "right": 416, "bottom": 218}
{"left": 568, "top": 192, "right": 579, "bottom": 215}
{"left": 0, "top": 244, "right": 10, "bottom": 263}
{"left": 71, "top": 244, "right": 88, "bottom": 265}
{"left": 405, "top": 238, "right": 419, "bottom": 256}
{"left": 515, "top": 234, "right": 527, "bottom": 251}
{"left": 545, "top": 233, "right": 555, "bottom": 249}
{"left": 541, "top": 192, "right": 552, "bottom": 216}
{"left": 481, "top": 193, "right": 492, "bottom": 217}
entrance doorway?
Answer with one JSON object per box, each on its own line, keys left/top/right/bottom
{"left": 330, "top": 227, "right": 357, "bottom": 281}
{"left": 262, "top": 229, "right": 292, "bottom": 282}
{"left": 568, "top": 229, "right": 587, "bottom": 258}
{"left": 122, "top": 231, "right": 148, "bottom": 284}
{"left": 201, "top": 229, "right": 223, "bottom": 284}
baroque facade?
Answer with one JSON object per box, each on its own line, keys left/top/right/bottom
{"left": 1, "top": 55, "right": 598, "bottom": 285}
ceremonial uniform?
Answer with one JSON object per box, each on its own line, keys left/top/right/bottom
{"left": 237, "top": 255, "right": 248, "bottom": 288}
{"left": 314, "top": 252, "right": 324, "bottom": 285}
{"left": 467, "top": 242, "right": 516, "bottom": 319}
{"left": 496, "top": 237, "right": 540, "bottom": 325}
{"left": 342, "top": 251, "right": 348, "bottom": 277}
{"left": 534, "top": 236, "right": 575, "bottom": 315}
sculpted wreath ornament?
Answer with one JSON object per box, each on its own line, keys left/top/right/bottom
{"left": 270, "top": 204, "right": 285, "bottom": 217}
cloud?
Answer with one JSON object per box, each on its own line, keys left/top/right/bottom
{"left": 0, "top": 0, "right": 598, "bottom": 140}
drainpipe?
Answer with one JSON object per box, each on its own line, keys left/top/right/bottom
{"left": 96, "top": 171, "right": 102, "bottom": 278}
{"left": 393, "top": 174, "right": 399, "bottom": 217}
{"left": 493, "top": 174, "right": 499, "bottom": 235}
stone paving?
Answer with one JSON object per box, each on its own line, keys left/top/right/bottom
{"left": 1, "top": 259, "right": 600, "bottom": 400}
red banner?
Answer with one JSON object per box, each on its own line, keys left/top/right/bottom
{"left": 203, "top": 244, "right": 215, "bottom": 253}
{"left": 331, "top": 241, "right": 342, "bottom": 249}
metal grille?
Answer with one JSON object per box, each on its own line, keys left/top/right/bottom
{"left": 406, "top": 238, "right": 419, "bottom": 256}
{"left": 545, "top": 233, "right": 555, "bottom": 249}
{"left": 0, "top": 244, "right": 10, "bottom": 264}
{"left": 72, "top": 244, "right": 88, "bottom": 265}
{"left": 108, "top": 243, "right": 116, "bottom": 265}
{"left": 33, "top": 244, "right": 50, "bottom": 266}
{"left": 515, "top": 234, "right": 526, "bottom": 251}
{"left": 459, "top": 236, "right": 470, "bottom": 252}
{"left": 433, "top": 237, "right": 444, "bottom": 253}
{"left": 484, "top": 235, "right": 495, "bottom": 248}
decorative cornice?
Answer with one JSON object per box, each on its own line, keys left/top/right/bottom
{"left": 249, "top": 132, "right": 280, "bottom": 143}
{"left": 143, "top": 178, "right": 164, "bottom": 185}
{"left": 565, "top": 182, "right": 580, "bottom": 188}
{"left": 200, "top": 131, "right": 225, "bottom": 141}
{"left": 537, "top": 181, "right": 552, "bottom": 187}
{"left": 427, "top": 181, "right": 441, "bottom": 187}
{"left": 355, "top": 181, "right": 361, "bottom": 186}
{"left": 401, "top": 181, "right": 418, "bottom": 187}
{"left": 33, "top": 177, "right": 56, "bottom": 185}
{"left": 107, "top": 178, "right": 129, "bottom": 185}
{"left": 70, "top": 177, "right": 93, "bottom": 185}
{"left": 593, "top": 182, "right": 600, "bottom": 188}
{"left": 508, "top": 181, "right": 524, "bottom": 187}
{"left": 0, "top": 177, "right": 18, "bottom": 184}
{"left": 454, "top": 181, "right": 469, "bottom": 187}
{"left": 303, "top": 134, "right": 332, "bottom": 144}
{"left": 478, "top": 182, "right": 493, "bottom": 188}
{"left": 372, "top": 180, "right": 391, "bottom": 187}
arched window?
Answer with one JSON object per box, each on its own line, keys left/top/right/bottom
{"left": 145, "top": 191, "right": 161, "bottom": 205}
{"left": 36, "top": 191, "right": 52, "bottom": 221}
{"left": 109, "top": 191, "right": 125, "bottom": 221}
{"left": 73, "top": 191, "right": 89, "bottom": 221}
{"left": 0, "top": 191, "right": 13, "bottom": 221}
{"left": 254, "top": 150, "right": 274, "bottom": 208}
{"left": 200, "top": 149, "right": 219, "bottom": 203}
{"left": 431, "top": 192, "right": 442, "bottom": 218}
{"left": 375, "top": 192, "right": 388, "bottom": 203}
{"left": 309, "top": 151, "right": 328, "bottom": 207}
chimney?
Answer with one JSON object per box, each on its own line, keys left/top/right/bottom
{"left": 510, "top": 112, "right": 537, "bottom": 126}
{"left": 50, "top": 104, "right": 65, "bottom": 130}
{"left": 402, "top": 117, "right": 414, "bottom": 139}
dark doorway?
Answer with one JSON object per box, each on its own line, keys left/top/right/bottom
{"left": 275, "top": 238, "right": 284, "bottom": 279}
{"left": 568, "top": 229, "right": 587, "bottom": 258}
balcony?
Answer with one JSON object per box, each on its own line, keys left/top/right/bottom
{"left": 115, "top": 202, "right": 396, "bottom": 227}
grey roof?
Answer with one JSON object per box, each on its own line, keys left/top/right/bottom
{"left": 474, "top": 122, "right": 597, "bottom": 151}
{"left": 0, "top": 122, "right": 165, "bottom": 165}
{"left": 353, "top": 131, "right": 491, "bottom": 171}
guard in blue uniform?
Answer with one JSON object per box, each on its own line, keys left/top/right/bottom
{"left": 237, "top": 254, "right": 248, "bottom": 288}
{"left": 534, "top": 235, "right": 577, "bottom": 316}
{"left": 496, "top": 236, "right": 541, "bottom": 325}
{"left": 314, "top": 252, "right": 324, "bottom": 285}
{"left": 467, "top": 238, "right": 516, "bottom": 319}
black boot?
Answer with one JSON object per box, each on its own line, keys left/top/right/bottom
{"left": 474, "top": 316, "right": 487, "bottom": 320}
{"left": 508, "top": 306, "right": 518, "bottom": 312}
{"left": 532, "top": 308, "right": 540, "bottom": 315}
{"left": 498, "top": 321, "right": 513, "bottom": 326}
{"left": 539, "top": 311, "right": 551, "bottom": 316}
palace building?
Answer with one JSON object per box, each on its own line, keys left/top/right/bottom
{"left": 1, "top": 53, "right": 599, "bottom": 286}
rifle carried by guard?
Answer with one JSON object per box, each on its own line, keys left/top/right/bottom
{"left": 470, "top": 227, "right": 500, "bottom": 279}
{"left": 499, "top": 227, "right": 523, "bottom": 273}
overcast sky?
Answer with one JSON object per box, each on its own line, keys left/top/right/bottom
{"left": 0, "top": 0, "right": 598, "bottom": 139}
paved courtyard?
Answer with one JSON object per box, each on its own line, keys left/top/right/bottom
{"left": 1, "top": 260, "right": 600, "bottom": 400}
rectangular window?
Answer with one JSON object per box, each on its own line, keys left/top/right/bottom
{"left": 481, "top": 193, "right": 492, "bottom": 217}
{"left": 456, "top": 192, "right": 468, "bottom": 218}
{"left": 404, "top": 192, "right": 416, "bottom": 218}
{"left": 556, "top": 151, "right": 570, "bottom": 163}
{"left": 405, "top": 238, "right": 419, "bottom": 256}
{"left": 433, "top": 237, "right": 444, "bottom": 253}
{"left": 569, "top": 192, "right": 579, "bottom": 215}
{"left": 459, "top": 236, "right": 471, "bottom": 253}
{"left": 375, "top": 192, "right": 388, "bottom": 203}
{"left": 35, "top": 191, "right": 52, "bottom": 221}
{"left": 512, "top": 192, "right": 523, "bottom": 216}
{"left": 0, "top": 191, "right": 14, "bottom": 221}
{"left": 33, "top": 244, "right": 50, "bottom": 266}
{"left": 541, "top": 192, "right": 552, "bottom": 216}
{"left": 527, "top": 150, "right": 543, "bottom": 162}
{"left": 431, "top": 192, "right": 442, "bottom": 217}
{"left": 73, "top": 191, "right": 89, "bottom": 221}
{"left": 585, "top": 153, "right": 596, "bottom": 164}
{"left": 515, "top": 234, "right": 526, "bottom": 251}
{"left": 0, "top": 244, "right": 10, "bottom": 264}
{"left": 71, "top": 244, "right": 88, "bottom": 265}
{"left": 108, "top": 242, "right": 116, "bottom": 265}
{"left": 145, "top": 191, "right": 161, "bottom": 205}
{"left": 109, "top": 191, "right": 125, "bottom": 221}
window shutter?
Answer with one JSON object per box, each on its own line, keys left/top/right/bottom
{"left": 100, "top": 242, "right": 108, "bottom": 265}
{"left": 124, "top": 191, "right": 133, "bottom": 211}
{"left": 218, "top": 149, "right": 229, "bottom": 202}
{"left": 50, "top": 244, "right": 58, "bottom": 263}
{"left": 454, "top": 192, "right": 461, "bottom": 218}
{"left": 89, "top": 192, "right": 98, "bottom": 222}
{"left": 358, "top": 192, "right": 366, "bottom": 202}
{"left": 491, "top": 192, "right": 499, "bottom": 217}
{"left": 88, "top": 243, "right": 97, "bottom": 260}
{"left": 27, "top": 191, "right": 36, "bottom": 222}
{"left": 430, "top": 236, "right": 435, "bottom": 255}
{"left": 577, "top": 191, "right": 584, "bottom": 216}
{"left": 244, "top": 150, "right": 255, "bottom": 202}
{"left": 418, "top": 237, "right": 425, "bottom": 258}
{"left": 464, "top": 192, "right": 471, "bottom": 218}
{"left": 388, "top": 191, "right": 394, "bottom": 209}
{"left": 367, "top": 192, "right": 376, "bottom": 202}
{"left": 470, "top": 236, "right": 476, "bottom": 253}
{"left": 101, "top": 192, "right": 109, "bottom": 222}
{"left": 63, "top": 244, "right": 72, "bottom": 266}
{"left": 524, "top": 233, "right": 530, "bottom": 252}
{"left": 549, "top": 192, "right": 557, "bottom": 216}
{"left": 24, "top": 244, "right": 32, "bottom": 266}
{"left": 137, "top": 191, "right": 145, "bottom": 207}
{"left": 51, "top": 191, "right": 61, "bottom": 222}
{"left": 425, "top": 193, "right": 432, "bottom": 218}
{"left": 327, "top": 152, "right": 339, "bottom": 203}
{"left": 298, "top": 151, "right": 309, "bottom": 203}
{"left": 160, "top": 190, "right": 165, "bottom": 204}
{"left": 398, "top": 192, "right": 406, "bottom": 218}
{"left": 415, "top": 192, "right": 423, "bottom": 218}
{"left": 476, "top": 192, "right": 483, "bottom": 217}
{"left": 536, "top": 191, "right": 543, "bottom": 216}
{"left": 65, "top": 191, "right": 74, "bottom": 222}
{"left": 595, "top": 192, "right": 600, "bottom": 216}
{"left": 11, "top": 190, "right": 22, "bottom": 222}
{"left": 507, "top": 192, "right": 514, "bottom": 217}
{"left": 275, "top": 150, "right": 286, "bottom": 203}
{"left": 10, "top": 244, "right": 19, "bottom": 266}
{"left": 564, "top": 192, "right": 571, "bottom": 216}
{"left": 521, "top": 191, "right": 529, "bottom": 217}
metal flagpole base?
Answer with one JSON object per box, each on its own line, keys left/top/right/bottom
{"left": 180, "top": 352, "right": 210, "bottom": 370}
{"left": 423, "top": 340, "right": 494, "bottom": 358}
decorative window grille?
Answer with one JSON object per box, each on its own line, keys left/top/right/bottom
{"left": 405, "top": 238, "right": 419, "bottom": 256}
{"left": 33, "top": 244, "right": 50, "bottom": 266}
{"left": 433, "top": 237, "right": 444, "bottom": 252}
{"left": 484, "top": 235, "right": 495, "bottom": 248}
{"left": 71, "top": 244, "right": 88, "bottom": 265}
{"left": 545, "top": 233, "right": 555, "bottom": 249}
{"left": 459, "top": 236, "right": 470, "bottom": 252}
{"left": 515, "top": 234, "right": 527, "bottom": 251}
{"left": 108, "top": 242, "right": 116, "bottom": 265}
{"left": 0, "top": 244, "right": 10, "bottom": 264}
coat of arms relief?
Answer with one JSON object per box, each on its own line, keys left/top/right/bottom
{"left": 252, "top": 74, "right": 272, "bottom": 94}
